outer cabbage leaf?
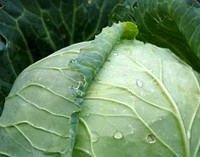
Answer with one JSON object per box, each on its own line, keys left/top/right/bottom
{"left": 0, "top": 0, "right": 125, "bottom": 114}
{"left": 71, "top": 42, "right": 200, "bottom": 156}
{"left": 0, "top": 42, "right": 89, "bottom": 156}
{"left": 110, "top": 0, "right": 200, "bottom": 72}
{"left": 0, "top": 21, "right": 200, "bottom": 157}
{"left": 0, "top": 22, "right": 138, "bottom": 157}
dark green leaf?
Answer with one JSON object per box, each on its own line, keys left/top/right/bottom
{"left": 110, "top": 0, "right": 200, "bottom": 72}
{"left": 0, "top": 0, "right": 125, "bottom": 114}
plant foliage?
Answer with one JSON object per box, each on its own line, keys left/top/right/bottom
{"left": 0, "top": 0, "right": 200, "bottom": 157}
{"left": 110, "top": 0, "right": 200, "bottom": 71}
{"left": 0, "top": 0, "right": 124, "bottom": 113}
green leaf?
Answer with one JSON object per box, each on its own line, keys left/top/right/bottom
{"left": 110, "top": 0, "right": 200, "bottom": 72}
{"left": 72, "top": 39, "right": 200, "bottom": 157}
{"left": 1, "top": 21, "right": 200, "bottom": 157}
{"left": 0, "top": 0, "right": 125, "bottom": 114}
{"left": 0, "top": 42, "right": 86, "bottom": 156}
{"left": 0, "top": 22, "right": 138, "bottom": 157}
{"left": 68, "top": 22, "right": 138, "bottom": 103}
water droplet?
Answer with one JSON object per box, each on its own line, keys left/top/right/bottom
{"left": 146, "top": 134, "right": 156, "bottom": 144}
{"left": 113, "top": 131, "right": 123, "bottom": 140}
{"left": 113, "top": 53, "right": 118, "bottom": 56}
{"left": 91, "top": 131, "right": 99, "bottom": 143}
{"left": 136, "top": 79, "right": 143, "bottom": 87}
{"left": 128, "top": 124, "right": 134, "bottom": 134}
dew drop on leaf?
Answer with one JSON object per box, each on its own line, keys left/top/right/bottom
{"left": 91, "top": 131, "right": 99, "bottom": 143}
{"left": 128, "top": 124, "right": 134, "bottom": 134}
{"left": 136, "top": 79, "right": 143, "bottom": 87}
{"left": 113, "top": 131, "right": 124, "bottom": 140}
{"left": 146, "top": 134, "right": 156, "bottom": 144}
{"left": 113, "top": 53, "right": 118, "bottom": 56}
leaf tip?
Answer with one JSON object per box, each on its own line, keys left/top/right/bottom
{"left": 121, "top": 21, "right": 138, "bottom": 39}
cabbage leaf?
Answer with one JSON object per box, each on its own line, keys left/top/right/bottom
{"left": 0, "top": 0, "right": 125, "bottom": 113}
{"left": 0, "top": 1, "right": 199, "bottom": 156}
{"left": 72, "top": 40, "right": 200, "bottom": 157}
{"left": 0, "top": 22, "right": 139, "bottom": 156}
{"left": 0, "top": 45, "right": 83, "bottom": 156}
{"left": 110, "top": 0, "right": 200, "bottom": 71}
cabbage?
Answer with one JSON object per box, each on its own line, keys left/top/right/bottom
{"left": 0, "top": 22, "right": 200, "bottom": 157}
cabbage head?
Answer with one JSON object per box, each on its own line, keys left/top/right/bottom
{"left": 0, "top": 22, "right": 200, "bottom": 157}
